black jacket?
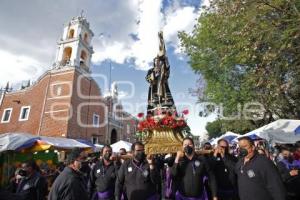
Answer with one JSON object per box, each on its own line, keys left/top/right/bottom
{"left": 16, "top": 172, "right": 48, "bottom": 200}
{"left": 48, "top": 167, "right": 89, "bottom": 200}
{"left": 235, "top": 154, "right": 286, "bottom": 200}
{"left": 115, "top": 159, "right": 160, "bottom": 200}
{"left": 212, "top": 154, "right": 238, "bottom": 191}
{"left": 88, "top": 159, "right": 118, "bottom": 198}
{"left": 277, "top": 160, "right": 300, "bottom": 197}
{"left": 171, "top": 154, "right": 217, "bottom": 198}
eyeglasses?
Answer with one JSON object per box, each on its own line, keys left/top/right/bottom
{"left": 135, "top": 149, "right": 145, "bottom": 152}
{"left": 220, "top": 146, "right": 228, "bottom": 149}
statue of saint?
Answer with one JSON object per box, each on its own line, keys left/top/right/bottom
{"left": 146, "top": 31, "right": 176, "bottom": 115}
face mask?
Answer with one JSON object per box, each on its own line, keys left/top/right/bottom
{"left": 104, "top": 152, "right": 112, "bottom": 161}
{"left": 16, "top": 175, "right": 24, "bottom": 180}
{"left": 184, "top": 146, "right": 194, "bottom": 156}
{"left": 239, "top": 148, "right": 248, "bottom": 157}
{"left": 135, "top": 151, "right": 146, "bottom": 162}
{"left": 79, "top": 161, "right": 90, "bottom": 174}
{"left": 18, "top": 169, "right": 27, "bottom": 177}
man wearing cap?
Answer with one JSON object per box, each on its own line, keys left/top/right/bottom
{"left": 115, "top": 141, "right": 160, "bottom": 200}
{"left": 235, "top": 136, "right": 286, "bottom": 200}
{"left": 171, "top": 137, "right": 218, "bottom": 200}
{"left": 48, "top": 148, "right": 89, "bottom": 200}
{"left": 88, "top": 145, "right": 118, "bottom": 200}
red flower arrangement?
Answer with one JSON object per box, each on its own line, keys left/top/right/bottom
{"left": 137, "top": 113, "right": 187, "bottom": 132}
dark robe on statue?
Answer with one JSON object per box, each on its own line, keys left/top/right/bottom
{"left": 146, "top": 32, "right": 176, "bottom": 115}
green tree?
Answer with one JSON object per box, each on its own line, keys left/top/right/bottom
{"left": 205, "top": 119, "right": 257, "bottom": 139}
{"left": 180, "top": 0, "right": 300, "bottom": 126}
{"left": 206, "top": 120, "right": 223, "bottom": 139}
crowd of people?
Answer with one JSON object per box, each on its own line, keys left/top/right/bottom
{"left": 1, "top": 136, "right": 300, "bottom": 200}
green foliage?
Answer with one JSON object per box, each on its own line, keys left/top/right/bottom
{"left": 206, "top": 119, "right": 258, "bottom": 139}
{"left": 206, "top": 119, "right": 223, "bottom": 139}
{"left": 180, "top": 0, "right": 300, "bottom": 123}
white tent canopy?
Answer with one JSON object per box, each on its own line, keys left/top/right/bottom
{"left": 234, "top": 132, "right": 262, "bottom": 142}
{"left": 40, "top": 136, "right": 91, "bottom": 149}
{"left": 111, "top": 140, "right": 132, "bottom": 153}
{"left": 211, "top": 131, "right": 240, "bottom": 145}
{"left": 240, "top": 119, "right": 300, "bottom": 144}
{"left": 221, "top": 131, "right": 240, "bottom": 139}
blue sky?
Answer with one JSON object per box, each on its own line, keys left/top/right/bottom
{"left": 0, "top": 0, "right": 214, "bottom": 137}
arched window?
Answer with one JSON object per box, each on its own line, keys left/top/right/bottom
{"left": 80, "top": 50, "right": 87, "bottom": 65}
{"left": 84, "top": 33, "right": 88, "bottom": 43}
{"left": 68, "top": 29, "right": 75, "bottom": 39}
{"left": 62, "top": 47, "right": 72, "bottom": 64}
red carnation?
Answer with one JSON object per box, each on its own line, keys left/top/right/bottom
{"left": 182, "top": 109, "right": 189, "bottom": 115}
{"left": 137, "top": 113, "right": 144, "bottom": 118}
{"left": 162, "top": 118, "right": 168, "bottom": 125}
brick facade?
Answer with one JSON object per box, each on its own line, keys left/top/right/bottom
{"left": 0, "top": 67, "right": 137, "bottom": 144}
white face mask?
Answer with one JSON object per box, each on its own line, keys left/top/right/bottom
{"left": 16, "top": 175, "right": 24, "bottom": 180}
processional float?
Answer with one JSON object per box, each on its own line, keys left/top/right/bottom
{"left": 136, "top": 31, "right": 189, "bottom": 155}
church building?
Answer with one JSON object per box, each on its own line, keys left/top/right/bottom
{"left": 0, "top": 16, "right": 137, "bottom": 144}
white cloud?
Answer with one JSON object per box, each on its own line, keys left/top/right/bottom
{"left": 130, "top": 0, "right": 164, "bottom": 70}
{"left": 0, "top": 49, "right": 46, "bottom": 87}
{"left": 93, "top": 0, "right": 164, "bottom": 70}
{"left": 118, "top": 91, "right": 129, "bottom": 99}
{"left": 199, "top": 0, "right": 211, "bottom": 15}
{"left": 93, "top": 41, "right": 132, "bottom": 64}
{"left": 163, "top": 6, "right": 198, "bottom": 53}
{"left": 187, "top": 111, "right": 217, "bottom": 137}
{"left": 201, "top": 0, "right": 211, "bottom": 8}
{"left": 92, "top": 0, "right": 199, "bottom": 70}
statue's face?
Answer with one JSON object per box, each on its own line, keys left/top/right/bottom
{"left": 154, "top": 58, "right": 159, "bottom": 65}
{"left": 154, "top": 66, "right": 160, "bottom": 73}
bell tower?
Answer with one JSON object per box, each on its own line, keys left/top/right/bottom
{"left": 54, "top": 15, "right": 94, "bottom": 73}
